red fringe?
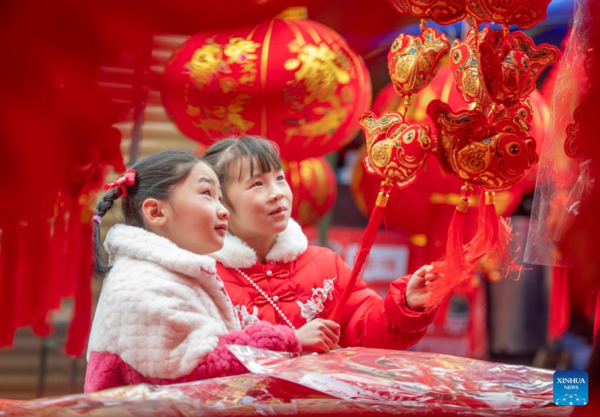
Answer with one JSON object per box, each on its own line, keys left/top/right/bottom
{"left": 548, "top": 266, "right": 570, "bottom": 343}
{"left": 65, "top": 220, "right": 93, "bottom": 357}
{"left": 427, "top": 204, "right": 472, "bottom": 311}
{"left": 426, "top": 190, "right": 521, "bottom": 311}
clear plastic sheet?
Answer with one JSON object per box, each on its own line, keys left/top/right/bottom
{"left": 524, "top": 0, "right": 595, "bottom": 266}
{"left": 229, "top": 346, "right": 569, "bottom": 416}
{"left": 1, "top": 348, "right": 573, "bottom": 416}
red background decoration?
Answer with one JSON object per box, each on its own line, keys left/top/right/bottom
{"left": 162, "top": 13, "right": 372, "bottom": 161}
{"left": 282, "top": 157, "right": 337, "bottom": 226}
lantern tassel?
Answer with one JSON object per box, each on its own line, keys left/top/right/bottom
{"left": 329, "top": 179, "right": 392, "bottom": 323}
{"left": 426, "top": 189, "right": 521, "bottom": 310}
{"left": 427, "top": 183, "right": 474, "bottom": 310}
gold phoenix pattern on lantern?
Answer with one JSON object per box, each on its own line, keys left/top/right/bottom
{"left": 360, "top": 112, "right": 433, "bottom": 188}
{"left": 427, "top": 100, "right": 538, "bottom": 191}
{"left": 283, "top": 41, "right": 353, "bottom": 145}
{"left": 185, "top": 37, "right": 260, "bottom": 134}
{"left": 388, "top": 28, "right": 450, "bottom": 100}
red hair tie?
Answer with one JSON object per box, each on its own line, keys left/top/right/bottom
{"left": 104, "top": 169, "right": 136, "bottom": 197}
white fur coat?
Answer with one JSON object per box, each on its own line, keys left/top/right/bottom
{"left": 87, "top": 224, "right": 240, "bottom": 379}
{"left": 210, "top": 219, "right": 308, "bottom": 268}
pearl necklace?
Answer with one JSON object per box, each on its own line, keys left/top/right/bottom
{"left": 234, "top": 268, "right": 296, "bottom": 330}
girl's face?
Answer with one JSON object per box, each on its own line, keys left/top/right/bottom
{"left": 225, "top": 158, "right": 293, "bottom": 241}
{"left": 161, "top": 162, "right": 229, "bottom": 255}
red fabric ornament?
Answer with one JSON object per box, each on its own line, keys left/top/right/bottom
{"left": 162, "top": 14, "right": 371, "bottom": 161}
{"left": 388, "top": 28, "right": 450, "bottom": 102}
{"left": 428, "top": 100, "right": 538, "bottom": 193}
{"left": 282, "top": 157, "right": 337, "bottom": 226}
{"left": 388, "top": 0, "right": 467, "bottom": 25}
{"left": 466, "top": 0, "right": 551, "bottom": 29}
{"left": 450, "top": 27, "right": 492, "bottom": 107}
{"left": 329, "top": 111, "right": 433, "bottom": 322}
{"left": 479, "top": 30, "right": 559, "bottom": 108}
{"left": 423, "top": 99, "right": 539, "bottom": 309}
{"left": 360, "top": 112, "right": 433, "bottom": 188}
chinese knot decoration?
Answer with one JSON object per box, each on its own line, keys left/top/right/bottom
{"left": 162, "top": 11, "right": 371, "bottom": 161}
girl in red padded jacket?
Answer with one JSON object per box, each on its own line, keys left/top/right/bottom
{"left": 204, "top": 137, "right": 441, "bottom": 354}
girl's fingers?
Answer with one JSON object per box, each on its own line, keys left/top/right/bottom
{"left": 322, "top": 326, "right": 340, "bottom": 344}
{"left": 321, "top": 319, "right": 341, "bottom": 335}
{"left": 424, "top": 272, "right": 444, "bottom": 286}
{"left": 414, "top": 264, "right": 432, "bottom": 277}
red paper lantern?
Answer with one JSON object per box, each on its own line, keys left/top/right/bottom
{"left": 282, "top": 157, "right": 337, "bottom": 226}
{"left": 163, "top": 13, "right": 371, "bottom": 161}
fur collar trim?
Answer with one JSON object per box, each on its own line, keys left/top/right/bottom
{"left": 209, "top": 219, "right": 308, "bottom": 268}
{"left": 105, "top": 224, "right": 216, "bottom": 278}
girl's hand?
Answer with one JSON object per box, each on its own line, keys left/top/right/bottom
{"left": 295, "top": 319, "right": 341, "bottom": 354}
{"left": 405, "top": 265, "right": 442, "bottom": 312}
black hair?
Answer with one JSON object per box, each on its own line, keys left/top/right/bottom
{"left": 93, "top": 150, "right": 201, "bottom": 276}
{"left": 203, "top": 136, "right": 282, "bottom": 208}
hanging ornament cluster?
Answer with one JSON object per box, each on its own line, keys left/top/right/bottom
{"left": 163, "top": 9, "right": 371, "bottom": 161}
{"left": 342, "top": 0, "right": 558, "bottom": 310}
{"left": 350, "top": 65, "right": 549, "bottom": 260}
{"left": 329, "top": 16, "right": 444, "bottom": 322}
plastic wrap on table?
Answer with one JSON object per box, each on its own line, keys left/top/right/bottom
{"left": 228, "top": 346, "right": 567, "bottom": 415}
{"left": 524, "top": 0, "right": 595, "bottom": 266}
{"left": 0, "top": 375, "right": 331, "bottom": 416}
{"left": 0, "top": 348, "right": 575, "bottom": 416}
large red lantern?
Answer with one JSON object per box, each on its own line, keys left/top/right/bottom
{"left": 282, "top": 157, "right": 337, "bottom": 226}
{"left": 162, "top": 12, "right": 372, "bottom": 161}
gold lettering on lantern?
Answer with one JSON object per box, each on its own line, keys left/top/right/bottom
{"left": 185, "top": 37, "right": 261, "bottom": 135}
{"left": 187, "top": 43, "right": 226, "bottom": 90}
{"left": 284, "top": 107, "right": 348, "bottom": 145}
{"left": 285, "top": 42, "right": 351, "bottom": 104}
{"left": 191, "top": 93, "right": 255, "bottom": 134}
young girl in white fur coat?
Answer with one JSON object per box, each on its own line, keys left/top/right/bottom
{"left": 84, "top": 151, "right": 300, "bottom": 393}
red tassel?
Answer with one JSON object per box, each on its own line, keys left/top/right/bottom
{"left": 426, "top": 184, "right": 474, "bottom": 310}
{"left": 426, "top": 188, "right": 521, "bottom": 311}
{"left": 548, "top": 266, "right": 570, "bottom": 343}
{"left": 65, "top": 210, "right": 93, "bottom": 357}
{"left": 595, "top": 293, "right": 600, "bottom": 350}
{"left": 329, "top": 180, "right": 392, "bottom": 323}
{"left": 0, "top": 222, "right": 19, "bottom": 347}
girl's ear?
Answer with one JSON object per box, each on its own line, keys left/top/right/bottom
{"left": 142, "top": 198, "right": 167, "bottom": 226}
